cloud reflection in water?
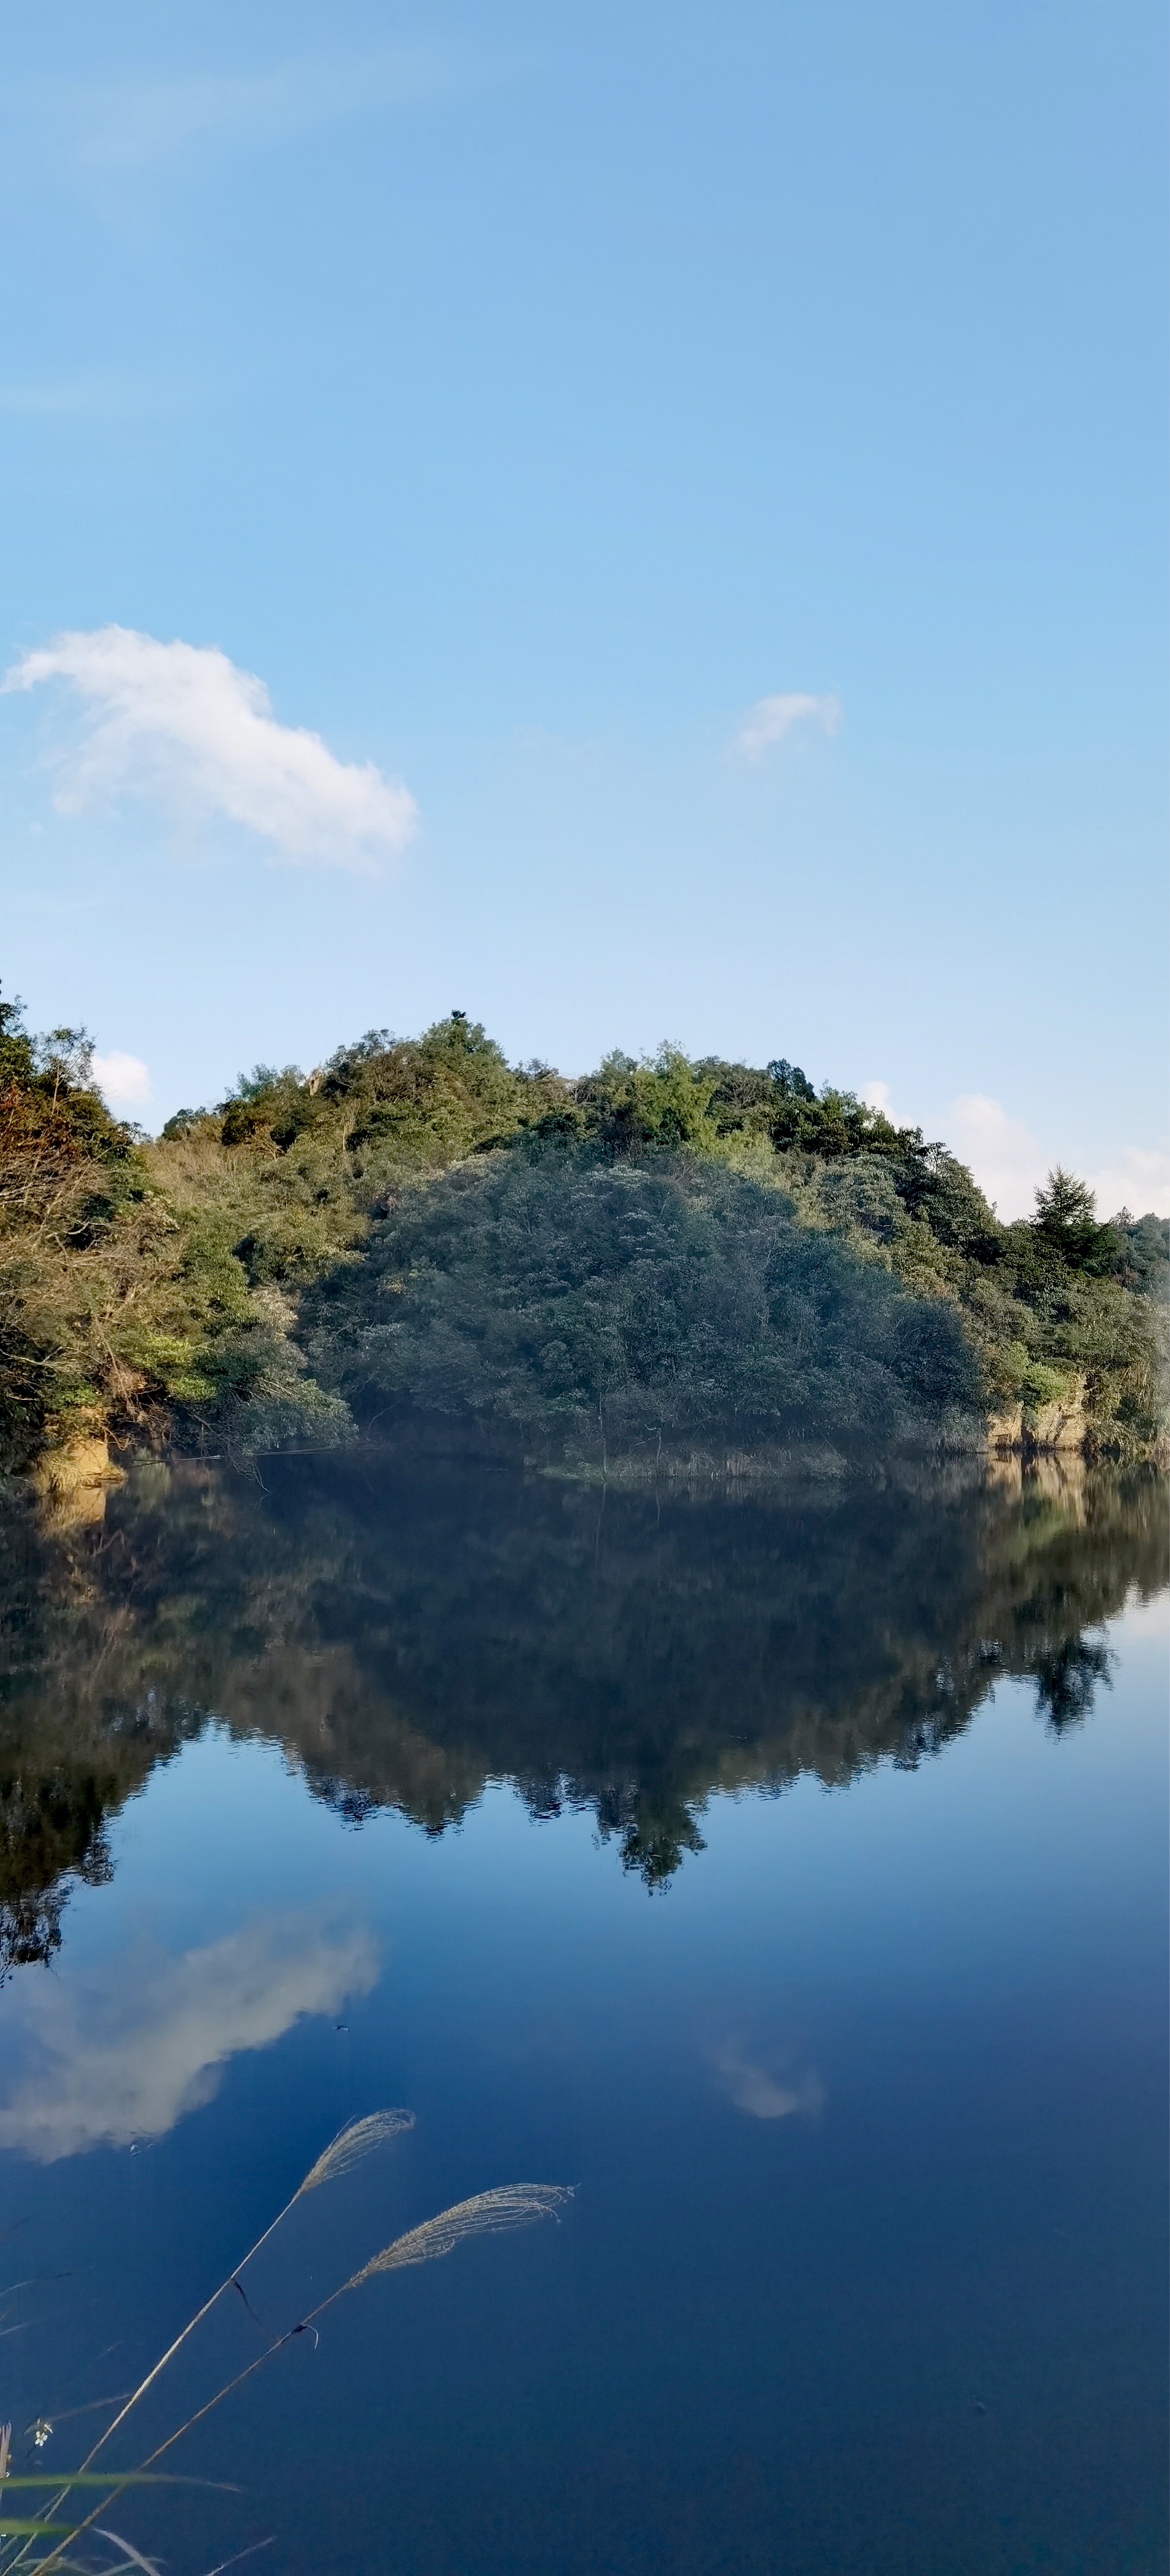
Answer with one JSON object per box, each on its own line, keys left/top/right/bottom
{"left": 0, "top": 1911, "right": 378, "bottom": 2161}
{"left": 712, "top": 2037, "right": 825, "bottom": 2122}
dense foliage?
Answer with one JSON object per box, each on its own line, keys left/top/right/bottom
{"left": 303, "top": 1151, "right": 980, "bottom": 1463}
{"left": 0, "top": 1000, "right": 165, "bottom": 1464}
{"left": 0, "top": 989, "right": 1165, "bottom": 1471}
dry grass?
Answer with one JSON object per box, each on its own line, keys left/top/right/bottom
{"left": 3, "top": 2114, "right": 572, "bottom": 2576}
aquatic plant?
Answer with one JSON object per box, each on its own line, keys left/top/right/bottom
{"left": 72, "top": 2109, "right": 416, "bottom": 2485}
{"left": 0, "top": 2112, "right": 571, "bottom": 2575}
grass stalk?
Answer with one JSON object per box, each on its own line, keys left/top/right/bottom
{"left": 30, "top": 2184, "right": 571, "bottom": 2575}
{"left": 9, "top": 2113, "right": 413, "bottom": 2575}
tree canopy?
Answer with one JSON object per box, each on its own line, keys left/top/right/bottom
{"left": 1, "top": 994, "right": 1165, "bottom": 1472}
{"left": 303, "top": 1150, "right": 981, "bottom": 1464}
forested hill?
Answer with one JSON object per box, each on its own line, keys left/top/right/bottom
{"left": 1, "top": 996, "right": 1166, "bottom": 1477}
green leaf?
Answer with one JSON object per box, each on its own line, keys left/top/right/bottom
{"left": 0, "top": 2515, "right": 76, "bottom": 2532}
{"left": 3, "top": 2473, "right": 231, "bottom": 2490}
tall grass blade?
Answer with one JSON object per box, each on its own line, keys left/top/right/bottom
{"left": 0, "top": 2518, "right": 74, "bottom": 2535}
{"left": 117, "top": 2182, "right": 574, "bottom": 2485}
{"left": 29, "top": 2171, "right": 569, "bottom": 2576}
{"left": 92, "top": 2532, "right": 164, "bottom": 2574}
{"left": 2, "top": 2475, "right": 231, "bottom": 2492}
{"left": 70, "top": 2108, "right": 414, "bottom": 2486}
{"left": 198, "top": 2544, "right": 274, "bottom": 2575}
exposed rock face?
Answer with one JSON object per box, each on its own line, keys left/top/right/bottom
{"left": 31, "top": 1412, "right": 124, "bottom": 1527}
{"left": 1024, "top": 1381, "right": 1087, "bottom": 1453}
{"left": 985, "top": 1377, "right": 1087, "bottom": 1455}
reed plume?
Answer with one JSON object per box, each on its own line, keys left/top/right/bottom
{"left": 27, "top": 2167, "right": 570, "bottom": 2574}
{"left": 23, "top": 2112, "right": 415, "bottom": 2571}
{"left": 351, "top": 2184, "right": 573, "bottom": 2283}
{"left": 297, "top": 2110, "right": 413, "bottom": 2196}
{"left": 37, "top": 2174, "right": 574, "bottom": 2574}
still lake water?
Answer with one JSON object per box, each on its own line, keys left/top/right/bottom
{"left": 0, "top": 1454, "right": 1165, "bottom": 2574}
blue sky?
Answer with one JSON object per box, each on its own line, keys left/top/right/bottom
{"left": 1, "top": 0, "right": 1165, "bottom": 1214}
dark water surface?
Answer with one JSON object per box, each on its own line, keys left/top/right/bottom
{"left": 0, "top": 1455, "right": 1165, "bottom": 2574}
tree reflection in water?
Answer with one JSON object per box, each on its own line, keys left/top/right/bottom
{"left": 0, "top": 1448, "right": 1165, "bottom": 1963}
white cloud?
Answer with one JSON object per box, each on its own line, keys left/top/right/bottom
{"left": 50, "top": 47, "right": 488, "bottom": 174}
{"left": 945, "top": 1093, "right": 1047, "bottom": 1221}
{"left": 76, "top": 65, "right": 396, "bottom": 167}
{"left": 0, "top": 378, "right": 146, "bottom": 416}
{"left": 93, "top": 1049, "right": 152, "bottom": 1109}
{"left": 712, "top": 2039, "right": 825, "bottom": 2122}
{"left": 0, "top": 1912, "right": 378, "bottom": 2161}
{"left": 735, "top": 691, "right": 841, "bottom": 761}
{"left": 861, "top": 1079, "right": 895, "bottom": 1120}
{"left": 3, "top": 625, "right": 417, "bottom": 870}
{"left": 1083, "top": 1145, "right": 1170, "bottom": 1222}
{"left": 943, "top": 1095, "right": 1169, "bottom": 1222}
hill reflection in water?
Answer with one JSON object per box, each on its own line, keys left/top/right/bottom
{"left": 1, "top": 1450, "right": 1165, "bottom": 1967}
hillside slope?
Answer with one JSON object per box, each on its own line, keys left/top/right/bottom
{"left": 1, "top": 997, "right": 1165, "bottom": 1474}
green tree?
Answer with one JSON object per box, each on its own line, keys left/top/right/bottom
{"left": 1033, "top": 1167, "right": 1122, "bottom": 1273}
